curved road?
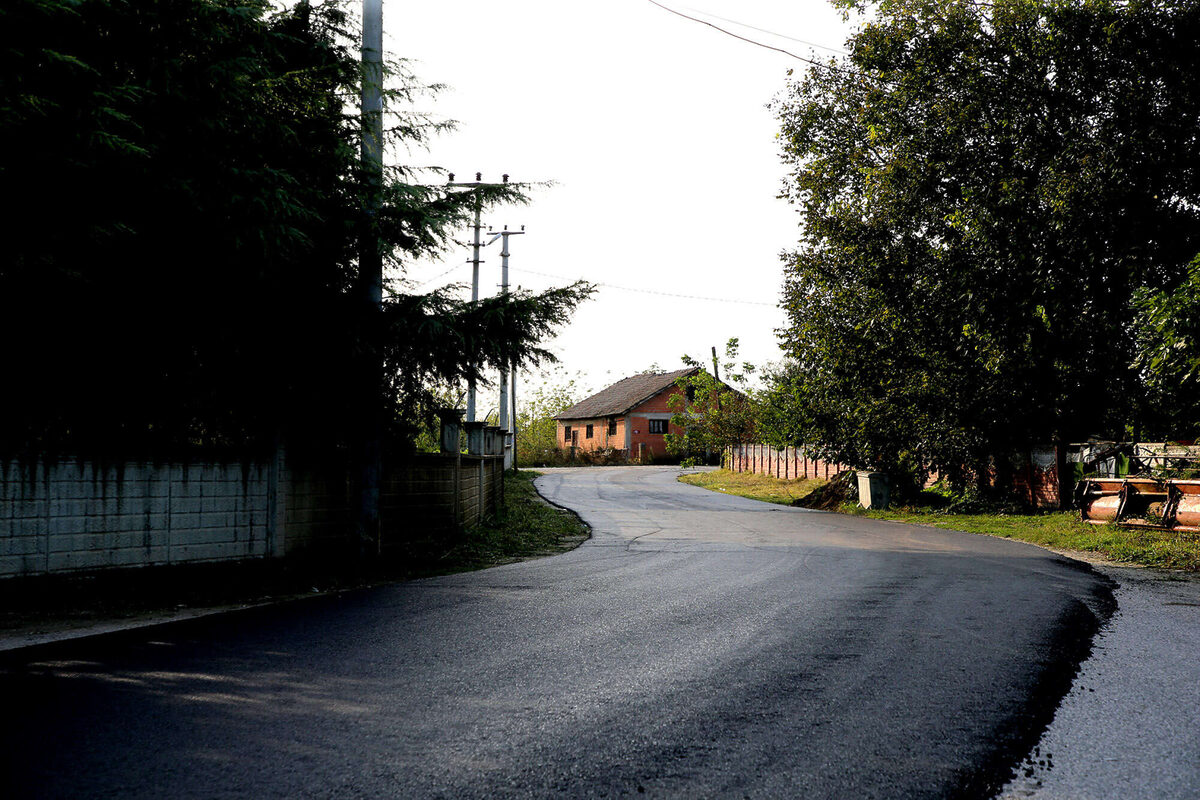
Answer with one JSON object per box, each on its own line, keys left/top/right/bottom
{"left": 1, "top": 466, "right": 1113, "bottom": 798}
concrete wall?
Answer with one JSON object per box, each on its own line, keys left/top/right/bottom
{"left": 284, "top": 454, "right": 352, "bottom": 557}
{"left": 382, "top": 454, "right": 502, "bottom": 534}
{"left": 0, "top": 450, "right": 504, "bottom": 579}
{"left": 1, "top": 459, "right": 274, "bottom": 578}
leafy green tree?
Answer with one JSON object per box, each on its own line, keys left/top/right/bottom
{"left": 514, "top": 368, "right": 585, "bottom": 465}
{"left": 0, "top": 0, "right": 589, "bottom": 455}
{"left": 772, "top": 0, "right": 1200, "bottom": 485}
{"left": 1132, "top": 255, "right": 1200, "bottom": 438}
{"left": 666, "top": 339, "right": 759, "bottom": 466}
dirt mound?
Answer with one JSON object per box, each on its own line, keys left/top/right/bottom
{"left": 792, "top": 470, "right": 858, "bottom": 510}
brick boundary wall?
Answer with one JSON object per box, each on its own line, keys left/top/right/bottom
{"left": 725, "top": 444, "right": 848, "bottom": 481}
{"left": 726, "top": 444, "right": 1062, "bottom": 509}
{"left": 0, "top": 450, "right": 503, "bottom": 579}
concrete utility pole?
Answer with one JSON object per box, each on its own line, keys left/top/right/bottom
{"left": 357, "top": 0, "right": 384, "bottom": 557}
{"left": 361, "top": 0, "right": 383, "bottom": 306}
{"left": 487, "top": 224, "right": 525, "bottom": 470}
{"left": 445, "top": 172, "right": 511, "bottom": 422}
{"left": 511, "top": 364, "right": 519, "bottom": 472}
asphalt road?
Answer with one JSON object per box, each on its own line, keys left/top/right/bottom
{"left": 999, "top": 563, "right": 1200, "bottom": 800}
{"left": 1, "top": 466, "right": 1114, "bottom": 799}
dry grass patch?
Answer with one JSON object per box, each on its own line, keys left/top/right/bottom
{"left": 679, "top": 468, "right": 825, "bottom": 506}
{"left": 680, "top": 469, "right": 1200, "bottom": 571}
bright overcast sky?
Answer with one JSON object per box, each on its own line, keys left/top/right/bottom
{"left": 388, "top": 0, "right": 854, "bottom": 396}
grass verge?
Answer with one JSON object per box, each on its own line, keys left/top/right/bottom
{"left": 678, "top": 468, "right": 826, "bottom": 506}
{"left": 436, "top": 469, "right": 589, "bottom": 570}
{"left": 0, "top": 470, "right": 588, "bottom": 639}
{"left": 680, "top": 469, "right": 1200, "bottom": 571}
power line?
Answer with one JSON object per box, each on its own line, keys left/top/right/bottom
{"left": 509, "top": 266, "right": 778, "bottom": 308}
{"left": 645, "top": 0, "right": 857, "bottom": 76}
{"left": 679, "top": 5, "right": 849, "bottom": 55}
{"left": 410, "top": 262, "right": 466, "bottom": 289}
{"left": 410, "top": 263, "right": 778, "bottom": 308}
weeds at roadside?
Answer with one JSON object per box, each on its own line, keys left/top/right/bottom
{"left": 437, "top": 470, "right": 589, "bottom": 569}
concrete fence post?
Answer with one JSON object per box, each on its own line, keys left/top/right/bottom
{"left": 464, "top": 422, "right": 486, "bottom": 456}
{"left": 439, "top": 408, "right": 464, "bottom": 454}
{"left": 268, "top": 442, "right": 288, "bottom": 558}
{"left": 484, "top": 426, "right": 503, "bottom": 456}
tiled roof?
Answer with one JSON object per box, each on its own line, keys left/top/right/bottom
{"left": 555, "top": 368, "right": 699, "bottom": 420}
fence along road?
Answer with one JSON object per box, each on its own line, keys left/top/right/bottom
{"left": 0, "top": 466, "right": 1112, "bottom": 798}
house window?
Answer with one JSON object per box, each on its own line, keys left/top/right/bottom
{"left": 686, "top": 385, "right": 696, "bottom": 403}
{"left": 648, "top": 419, "right": 667, "bottom": 434}
{"left": 564, "top": 425, "right": 572, "bottom": 442}
{"left": 608, "top": 419, "right": 617, "bottom": 436}
{"left": 586, "top": 424, "right": 594, "bottom": 439}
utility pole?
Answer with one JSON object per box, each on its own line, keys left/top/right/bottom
{"left": 357, "top": 0, "right": 384, "bottom": 558}
{"left": 360, "top": 0, "right": 383, "bottom": 306}
{"left": 445, "top": 172, "right": 511, "bottom": 422}
{"left": 511, "top": 365, "right": 519, "bottom": 472}
{"left": 487, "top": 224, "right": 525, "bottom": 470}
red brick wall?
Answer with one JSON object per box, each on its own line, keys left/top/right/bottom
{"left": 627, "top": 386, "right": 685, "bottom": 459}
{"left": 726, "top": 445, "right": 1062, "bottom": 508}
{"left": 555, "top": 385, "right": 688, "bottom": 460}
{"left": 556, "top": 417, "right": 624, "bottom": 453}
{"left": 1003, "top": 447, "right": 1061, "bottom": 509}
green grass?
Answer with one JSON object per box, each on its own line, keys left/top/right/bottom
{"left": 678, "top": 468, "right": 826, "bottom": 506}
{"left": 680, "top": 469, "right": 1200, "bottom": 571}
{"left": 848, "top": 505, "right": 1200, "bottom": 570}
{"left": 444, "top": 470, "right": 589, "bottom": 569}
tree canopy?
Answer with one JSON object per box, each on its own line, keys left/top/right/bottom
{"left": 772, "top": 0, "right": 1200, "bottom": 482}
{"left": 665, "top": 339, "right": 759, "bottom": 466}
{"left": 0, "top": 0, "right": 589, "bottom": 455}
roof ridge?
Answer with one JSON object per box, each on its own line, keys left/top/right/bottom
{"left": 554, "top": 367, "right": 699, "bottom": 421}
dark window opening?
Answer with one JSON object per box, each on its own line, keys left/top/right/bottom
{"left": 648, "top": 419, "right": 667, "bottom": 435}
{"left": 608, "top": 419, "right": 617, "bottom": 436}
{"left": 586, "top": 424, "right": 594, "bottom": 439}
{"left": 564, "top": 426, "right": 572, "bottom": 442}
{"left": 686, "top": 385, "right": 696, "bottom": 403}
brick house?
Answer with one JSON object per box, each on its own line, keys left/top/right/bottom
{"left": 554, "top": 368, "right": 700, "bottom": 460}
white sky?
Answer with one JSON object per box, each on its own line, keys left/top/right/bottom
{"left": 387, "top": 0, "right": 853, "bottom": 396}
